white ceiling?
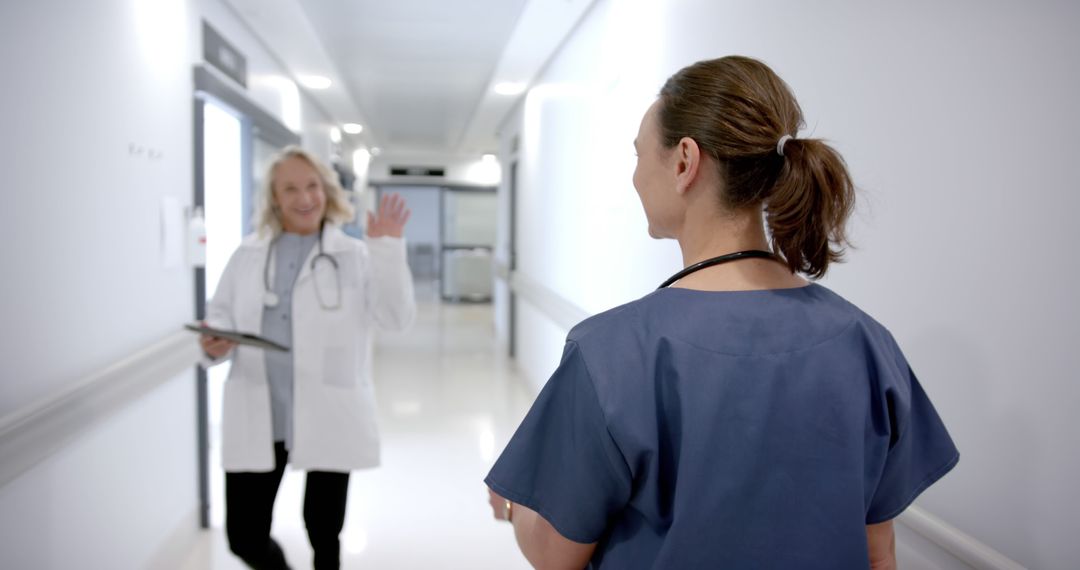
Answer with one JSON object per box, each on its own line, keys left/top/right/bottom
{"left": 225, "top": 0, "right": 597, "bottom": 157}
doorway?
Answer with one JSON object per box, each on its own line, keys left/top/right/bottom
{"left": 192, "top": 64, "right": 299, "bottom": 529}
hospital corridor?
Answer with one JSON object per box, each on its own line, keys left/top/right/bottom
{"left": 2, "top": 0, "right": 1079, "bottom": 569}
{"left": 178, "top": 290, "right": 535, "bottom": 569}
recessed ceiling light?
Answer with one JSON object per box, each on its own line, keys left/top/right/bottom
{"left": 482, "top": 153, "right": 497, "bottom": 162}
{"left": 330, "top": 127, "right": 342, "bottom": 143}
{"left": 494, "top": 82, "right": 527, "bottom": 95}
{"left": 343, "top": 123, "right": 364, "bottom": 134}
{"left": 298, "top": 75, "right": 332, "bottom": 89}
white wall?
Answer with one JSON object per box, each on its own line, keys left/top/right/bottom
{"left": 0, "top": 0, "right": 199, "bottom": 566}
{"left": 0, "top": 0, "right": 350, "bottom": 567}
{"left": 198, "top": 0, "right": 343, "bottom": 168}
{"left": 499, "top": 0, "right": 1080, "bottom": 567}
{"left": 0, "top": 0, "right": 196, "bottom": 416}
{"left": 301, "top": 96, "right": 336, "bottom": 165}
{"left": 196, "top": 0, "right": 302, "bottom": 135}
{"left": 0, "top": 373, "right": 198, "bottom": 569}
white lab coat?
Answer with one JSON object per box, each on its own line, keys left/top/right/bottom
{"left": 203, "top": 225, "right": 415, "bottom": 472}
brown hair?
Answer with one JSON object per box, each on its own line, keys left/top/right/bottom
{"left": 657, "top": 56, "right": 855, "bottom": 278}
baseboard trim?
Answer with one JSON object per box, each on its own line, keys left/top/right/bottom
{"left": 146, "top": 506, "right": 202, "bottom": 570}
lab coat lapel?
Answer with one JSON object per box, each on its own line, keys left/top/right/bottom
{"left": 295, "top": 242, "right": 318, "bottom": 285}
{"left": 237, "top": 232, "right": 273, "bottom": 332}
{"left": 295, "top": 224, "right": 350, "bottom": 285}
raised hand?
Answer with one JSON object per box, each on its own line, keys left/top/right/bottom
{"left": 366, "top": 193, "right": 411, "bottom": 238}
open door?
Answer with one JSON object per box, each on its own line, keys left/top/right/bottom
{"left": 192, "top": 64, "right": 299, "bottom": 529}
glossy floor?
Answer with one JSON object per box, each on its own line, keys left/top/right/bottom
{"left": 178, "top": 291, "right": 537, "bottom": 569}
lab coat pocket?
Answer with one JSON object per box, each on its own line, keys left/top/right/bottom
{"left": 221, "top": 371, "right": 250, "bottom": 447}
{"left": 323, "top": 345, "right": 358, "bottom": 388}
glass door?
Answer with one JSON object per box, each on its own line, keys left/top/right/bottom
{"left": 441, "top": 188, "right": 497, "bottom": 302}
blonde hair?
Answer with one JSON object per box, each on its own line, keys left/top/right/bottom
{"left": 255, "top": 146, "right": 356, "bottom": 236}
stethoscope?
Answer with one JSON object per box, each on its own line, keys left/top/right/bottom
{"left": 658, "top": 250, "right": 778, "bottom": 289}
{"left": 263, "top": 220, "right": 342, "bottom": 310}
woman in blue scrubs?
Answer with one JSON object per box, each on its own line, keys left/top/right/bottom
{"left": 485, "top": 56, "right": 958, "bottom": 569}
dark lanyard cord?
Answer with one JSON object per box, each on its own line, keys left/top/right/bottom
{"left": 658, "top": 250, "right": 778, "bottom": 289}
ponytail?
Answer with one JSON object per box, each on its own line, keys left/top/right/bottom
{"left": 658, "top": 56, "right": 855, "bottom": 278}
{"left": 766, "top": 138, "right": 854, "bottom": 278}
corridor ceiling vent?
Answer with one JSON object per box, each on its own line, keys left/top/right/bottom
{"left": 389, "top": 166, "right": 446, "bottom": 177}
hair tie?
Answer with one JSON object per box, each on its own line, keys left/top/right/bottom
{"left": 776, "top": 134, "right": 794, "bottom": 157}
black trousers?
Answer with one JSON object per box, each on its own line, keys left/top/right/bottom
{"left": 225, "top": 442, "right": 351, "bottom": 570}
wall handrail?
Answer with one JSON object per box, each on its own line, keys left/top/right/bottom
{"left": 897, "top": 507, "right": 1025, "bottom": 570}
{"left": 498, "top": 264, "right": 1025, "bottom": 570}
{"left": 507, "top": 270, "right": 590, "bottom": 331}
{"left": 0, "top": 331, "right": 200, "bottom": 487}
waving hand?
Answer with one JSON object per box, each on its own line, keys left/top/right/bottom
{"left": 366, "top": 193, "right": 411, "bottom": 238}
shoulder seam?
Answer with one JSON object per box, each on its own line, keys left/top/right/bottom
{"left": 565, "top": 340, "right": 632, "bottom": 481}
{"left": 569, "top": 298, "right": 644, "bottom": 344}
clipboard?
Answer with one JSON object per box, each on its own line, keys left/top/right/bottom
{"left": 184, "top": 323, "right": 290, "bottom": 352}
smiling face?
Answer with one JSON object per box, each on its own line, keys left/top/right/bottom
{"left": 271, "top": 155, "right": 327, "bottom": 235}
{"left": 632, "top": 100, "right": 681, "bottom": 239}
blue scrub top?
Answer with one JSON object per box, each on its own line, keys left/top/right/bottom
{"left": 486, "top": 284, "right": 959, "bottom": 569}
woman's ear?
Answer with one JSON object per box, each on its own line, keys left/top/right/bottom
{"left": 674, "top": 137, "right": 702, "bottom": 195}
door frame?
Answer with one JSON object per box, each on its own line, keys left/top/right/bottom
{"left": 192, "top": 64, "right": 299, "bottom": 529}
{"left": 507, "top": 160, "right": 519, "bottom": 357}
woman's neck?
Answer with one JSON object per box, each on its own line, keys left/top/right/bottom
{"left": 280, "top": 223, "right": 319, "bottom": 236}
{"left": 677, "top": 208, "right": 769, "bottom": 266}
{"left": 673, "top": 209, "right": 805, "bottom": 291}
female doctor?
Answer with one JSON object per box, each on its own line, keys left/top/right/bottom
{"left": 200, "top": 146, "right": 415, "bottom": 570}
